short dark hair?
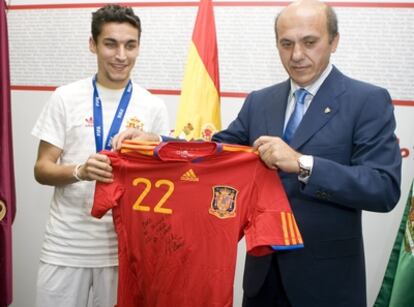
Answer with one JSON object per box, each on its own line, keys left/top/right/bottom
{"left": 325, "top": 5, "right": 338, "bottom": 43}
{"left": 274, "top": 3, "right": 338, "bottom": 43}
{"left": 91, "top": 4, "right": 142, "bottom": 42}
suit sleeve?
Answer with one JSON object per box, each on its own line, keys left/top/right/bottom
{"left": 91, "top": 152, "right": 125, "bottom": 218}
{"left": 212, "top": 93, "right": 253, "bottom": 145}
{"left": 303, "top": 87, "right": 401, "bottom": 212}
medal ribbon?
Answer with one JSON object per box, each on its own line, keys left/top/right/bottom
{"left": 92, "top": 76, "right": 133, "bottom": 152}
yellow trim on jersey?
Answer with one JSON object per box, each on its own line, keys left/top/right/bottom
{"left": 292, "top": 215, "right": 304, "bottom": 244}
{"left": 280, "top": 211, "right": 304, "bottom": 246}
{"left": 287, "top": 213, "right": 297, "bottom": 245}
{"left": 119, "top": 141, "right": 258, "bottom": 155}
{"left": 281, "top": 212, "right": 290, "bottom": 245}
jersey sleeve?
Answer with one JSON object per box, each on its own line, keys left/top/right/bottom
{"left": 91, "top": 152, "right": 125, "bottom": 218}
{"left": 31, "top": 89, "right": 66, "bottom": 149}
{"left": 244, "top": 164, "right": 304, "bottom": 256}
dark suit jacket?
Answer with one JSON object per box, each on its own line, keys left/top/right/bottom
{"left": 213, "top": 66, "right": 402, "bottom": 307}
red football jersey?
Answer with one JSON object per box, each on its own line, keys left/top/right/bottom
{"left": 92, "top": 141, "right": 303, "bottom": 307}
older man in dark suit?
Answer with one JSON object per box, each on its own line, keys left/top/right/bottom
{"left": 212, "top": 1, "right": 401, "bottom": 306}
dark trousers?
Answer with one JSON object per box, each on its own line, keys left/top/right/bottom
{"left": 242, "top": 255, "right": 292, "bottom": 307}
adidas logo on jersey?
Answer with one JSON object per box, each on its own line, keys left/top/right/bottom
{"left": 84, "top": 116, "right": 94, "bottom": 127}
{"left": 180, "top": 169, "right": 199, "bottom": 182}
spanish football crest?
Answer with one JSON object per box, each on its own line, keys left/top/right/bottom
{"left": 209, "top": 186, "right": 238, "bottom": 219}
{"left": 126, "top": 116, "right": 144, "bottom": 130}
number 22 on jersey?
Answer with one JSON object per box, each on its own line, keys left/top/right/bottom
{"left": 132, "top": 177, "right": 174, "bottom": 215}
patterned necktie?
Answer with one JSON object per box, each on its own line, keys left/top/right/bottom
{"left": 283, "top": 88, "right": 308, "bottom": 143}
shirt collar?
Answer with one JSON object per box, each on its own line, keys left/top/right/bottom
{"left": 290, "top": 63, "right": 333, "bottom": 97}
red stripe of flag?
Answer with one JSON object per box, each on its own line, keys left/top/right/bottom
{"left": 192, "top": 0, "right": 220, "bottom": 91}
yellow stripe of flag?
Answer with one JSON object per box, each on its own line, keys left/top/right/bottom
{"left": 174, "top": 0, "right": 221, "bottom": 141}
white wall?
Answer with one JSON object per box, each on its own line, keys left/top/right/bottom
{"left": 8, "top": 1, "right": 414, "bottom": 307}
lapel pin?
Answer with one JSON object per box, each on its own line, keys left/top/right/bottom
{"left": 324, "top": 107, "right": 331, "bottom": 114}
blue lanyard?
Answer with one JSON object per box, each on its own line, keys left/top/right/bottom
{"left": 92, "top": 76, "right": 133, "bottom": 152}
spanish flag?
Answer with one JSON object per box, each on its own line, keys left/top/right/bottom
{"left": 174, "top": 0, "right": 221, "bottom": 141}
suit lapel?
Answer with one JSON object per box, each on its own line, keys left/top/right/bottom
{"left": 289, "top": 67, "right": 346, "bottom": 149}
{"left": 264, "top": 80, "right": 291, "bottom": 137}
